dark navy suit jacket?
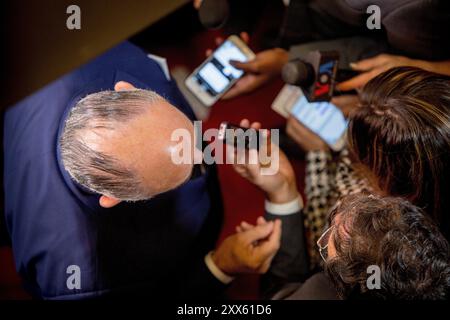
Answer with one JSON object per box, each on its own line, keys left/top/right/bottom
{"left": 3, "top": 42, "right": 223, "bottom": 299}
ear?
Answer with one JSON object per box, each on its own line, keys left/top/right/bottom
{"left": 114, "top": 81, "right": 136, "bottom": 91}
{"left": 99, "top": 195, "right": 122, "bottom": 208}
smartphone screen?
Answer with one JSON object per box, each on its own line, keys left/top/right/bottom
{"left": 291, "top": 94, "right": 347, "bottom": 147}
{"left": 194, "top": 40, "right": 249, "bottom": 96}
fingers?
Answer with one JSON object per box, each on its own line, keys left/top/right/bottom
{"left": 240, "top": 32, "right": 250, "bottom": 44}
{"left": 243, "top": 148, "right": 261, "bottom": 178}
{"left": 232, "top": 149, "right": 261, "bottom": 184}
{"left": 338, "top": 54, "right": 392, "bottom": 91}
{"left": 251, "top": 122, "right": 261, "bottom": 130}
{"left": 232, "top": 163, "right": 248, "bottom": 174}
{"left": 349, "top": 54, "right": 387, "bottom": 71}
{"left": 208, "top": 34, "right": 248, "bottom": 59}
{"left": 256, "top": 216, "right": 267, "bottom": 225}
{"left": 222, "top": 86, "right": 242, "bottom": 100}
{"left": 227, "top": 148, "right": 239, "bottom": 166}
{"left": 222, "top": 73, "right": 270, "bottom": 100}
{"left": 339, "top": 54, "right": 392, "bottom": 91}
{"left": 286, "top": 115, "right": 329, "bottom": 151}
{"left": 193, "top": 0, "right": 203, "bottom": 9}
{"left": 236, "top": 221, "right": 254, "bottom": 233}
{"left": 240, "top": 221, "right": 254, "bottom": 231}
{"left": 241, "top": 221, "right": 274, "bottom": 244}
{"left": 205, "top": 37, "right": 224, "bottom": 57}
{"left": 286, "top": 116, "right": 306, "bottom": 136}
{"left": 222, "top": 77, "right": 251, "bottom": 99}
{"left": 330, "top": 94, "right": 360, "bottom": 117}
{"left": 215, "top": 36, "right": 224, "bottom": 46}
{"left": 229, "top": 145, "right": 258, "bottom": 171}
{"left": 336, "top": 69, "right": 379, "bottom": 91}
{"left": 228, "top": 120, "right": 263, "bottom": 172}
{"left": 238, "top": 119, "right": 261, "bottom": 130}
{"left": 230, "top": 60, "right": 259, "bottom": 73}
{"left": 236, "top": 217, "right": 266, "bottom": 233}
{"left": 239, "top": 119, "right": 250, "bottom": 128}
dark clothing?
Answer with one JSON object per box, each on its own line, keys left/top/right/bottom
{"left": 279, "top": 0, "right": 450, "bottom": 60}
{"left": 4, "top": 42, "right": 224, "bottom": 299}
{"left": 263, "top": 210, "right": 339, "bottom": 300}
{"left": 271, "top": 272, "right": 339, "bottom": 300}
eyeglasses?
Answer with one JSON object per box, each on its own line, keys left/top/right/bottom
{"left": 317, "top": 226, "right": 334, "bottom": 262}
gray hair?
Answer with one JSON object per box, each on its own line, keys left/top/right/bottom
{"left": 60, "top": 89, "right": 164, "bottom": 201}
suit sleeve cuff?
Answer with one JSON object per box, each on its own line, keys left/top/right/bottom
{"left": 204, "top": 251, "right": 235, "bottom": 285}
{"left": 265, "top": 194, "right": 303, "bottom": 215}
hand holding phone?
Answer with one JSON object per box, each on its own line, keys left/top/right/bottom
{"left": 224, "top": 120, "right": 299, "bottom": 204}
{"left": 272, "top": 85, "right": 347, "bottom": 151}
{"left": 286, "top": 116, "right": 329, "bottom": 152}
{"left": 185, "top": 35, "right": 255, "bottom": 106}
{"left": 218, "top": 122, "right": 261, "bottom": 150}
{"left": 226, "top": 48, "right": 289, "bottom": 99}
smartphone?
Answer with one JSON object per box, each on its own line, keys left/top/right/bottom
{"left": 218, "top": 122, "right": 260, "bottom": 150}
{"left": 291, "top": 91, "right": 347, "bottom": 151}
{"left": 185, "top": 35, "right": 255, "bottom": 107}
{"left": 272, "top": 85, "right": 347, "bottom": 151}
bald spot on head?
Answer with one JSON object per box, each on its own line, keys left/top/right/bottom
{"left": 83, "top": 99, "right": 195, "bottom": 197}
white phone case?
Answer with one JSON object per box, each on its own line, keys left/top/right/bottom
{"left": 185, "top": 35, "right": 255, "bottom": 107}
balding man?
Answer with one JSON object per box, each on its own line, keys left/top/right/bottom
{"left": 3, "top": 42, "right": 281, "bottom": 299}
{"left": 60, "top": 84, "right": 197, "bottom": 206}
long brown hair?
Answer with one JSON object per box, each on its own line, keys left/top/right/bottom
{"left": 348, "top": 67, "right": 450, "bottom": 240}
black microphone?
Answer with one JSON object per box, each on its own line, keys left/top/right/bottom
{"left": 282, "top": 51, "right": 338, "bottom": 102}
{"left": 198, "top": 0, "right": 230, "bottom": 29}
{"left": 282, "top": 60, "right": 316, "bottom": 89}
{"left": 282, "top": 51, "right": 358, "bottom": 102}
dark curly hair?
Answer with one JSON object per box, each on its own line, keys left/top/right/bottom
{"left": 324, "top": 193, "right": 450, "bottom": 300}
{"left": 347, "top": 67, "right": 450, "bottom": 241}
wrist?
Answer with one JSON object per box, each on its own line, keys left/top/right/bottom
{"left": 265, "top": 194, "right": 303, "bottom": 215}
{"left": 211, "top": 248, "right": 235, "bottom": 276}
{"left": 266, "top": 183, "right": 298, "bottom": 204}
{"left": 206, "top": 251, "right": 235, "bottom": 284}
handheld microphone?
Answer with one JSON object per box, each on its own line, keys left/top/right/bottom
{"left": 282, "top": 51, "right": 358, "bottom": 102}
{"left": 198, "top": 0, "right": 230, "bottom": 29}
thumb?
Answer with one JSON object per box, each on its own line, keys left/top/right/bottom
{"left": 241, "top": 221, "right": 274, "bottom": 244}
{"left": 230, "top": 60, "right": 260, "bottom": 73}
{"left": 240, "top": 31, "right": 250, "bottom": 44}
